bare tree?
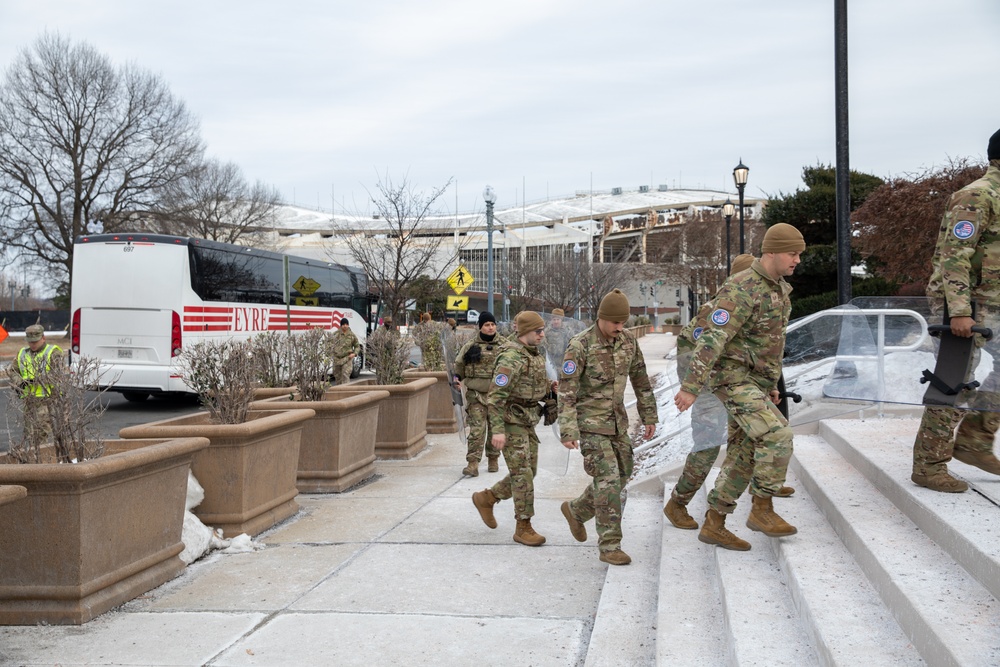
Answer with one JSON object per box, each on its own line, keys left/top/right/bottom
{"left": 580, "top": 261, "right": 636, "bottom": 319}
{"left": 155, "top": 158, "right": 281, "bottom": 243}
{"left": 331, "top": 173, "right": 455, "bottom": 321}
{"left": 0, "top": 33, "right": 204, "bottom": 284}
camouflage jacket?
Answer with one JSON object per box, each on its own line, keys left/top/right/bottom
{"left": 680, "top": 259, "right": 791, "bottom": 395}
{"left": 543, "top": 324, "right": 572, "bottom": 364}
{"left": 677, "top": 301, "right": 715, "bottom": 354}
{"left": 487, "top": 339, "right": 549, "bottom": 432}
{"left": 455, "top": 333, "right": 505, "bottom": 393}
{"left": 330, "top": 327, "right": 360, "bottom": 364}
{"left": 558, "top": 325, "right": 657, "bottom": 442}
{"left": 926, "top": 161, "right": 1000, "bottom": 317}
{"left": 414, "top": 323, "right": 446, "bottom": 371}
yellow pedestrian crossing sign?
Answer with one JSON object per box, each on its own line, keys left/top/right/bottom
{"left": 446, "top": 265, "right": 474, "bottom": 295}
{"left": 293, "top": 276, "right": 321, "bottom": 296}
{"left": 448, "top": 296, "right": 469, "bottom": 311}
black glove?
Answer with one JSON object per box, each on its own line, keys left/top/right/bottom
{"left": 463, "top": 344, "right": 482, "bottom": 364}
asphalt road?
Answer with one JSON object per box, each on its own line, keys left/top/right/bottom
{"left": 0, "top": 390, "right": 204, "bottom": 453}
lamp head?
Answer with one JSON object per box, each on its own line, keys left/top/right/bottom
{"left": 733, "top": 159, "right": 749, "bottom": 187}
{"left": 722, "top": 199, "right": 736, "bottom": 218}
{"left": 482, "top": 185, "right": 497, "bottom": 204}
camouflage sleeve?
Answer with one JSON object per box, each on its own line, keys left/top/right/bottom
{"left": 680, "top": 281, "right": 753, "bottom": 394}
{"left": 938, "top": 190, "right": 984, "bottom": 318}
{"left": 455, "top": 340, "right": 470, "bottom": 379}
{"left": 557, "top": 336, "right": 585, "bottom": 442}
{"left": 629, "top": 342, "right": 658, "bottom": 425}
{"left": 352, "top": 331, "right": 361, "bottom": 355}
{"left": 487, "top": 349, "right": 518, "bottom": 434}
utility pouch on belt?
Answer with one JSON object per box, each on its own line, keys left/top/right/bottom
{"left": 542, "top": 389, "right": 558, "bottom": 426}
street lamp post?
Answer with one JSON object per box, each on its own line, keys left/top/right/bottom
{"left": 573, "top": 243, "right": 582, "bottom": 320}
{"left": 8, "top": 280, "right": 15, "bottom": 311}
{"left": 733, "top": 160, "right": 749, "bottom": 253}
{"left": 483, "top": 185, "right": 497, "bottom": 316}
{"left": 722, "top": 198, "right": 736, "bottom": 274}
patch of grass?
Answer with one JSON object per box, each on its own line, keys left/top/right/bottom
{"left": 0, "top": 334, "right": 69, "bottom": 360}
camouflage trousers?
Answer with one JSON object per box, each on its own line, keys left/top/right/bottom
{"left": 706, "top": 383, "right": 793, "bottom": 514}
{"left": 333, "top": 360, "right": 352, "bottom": 386}
{"left": 23, "top": 401, "right": 52, "bottom": 450}
{"left": 490, "top": 424, "right": 539, "bottom": 520}
{"left": 465, "top": 390, "right": 500, "bottom": 463}
{"left": 568, "top": 431, "right": 633, "bottom": 552}
{"left": 912, "top": 407, "right": 1000, "bottom": 476}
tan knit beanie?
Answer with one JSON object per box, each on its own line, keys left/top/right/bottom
{"left": 761, "top": 223, "right": 806, "bottom": 253}
{"left": 598, "top": 289, "right": 631, "bottom": 322}
{"left": 515, "top": 310, "right": 545, "bottom": 333}
{"left": 551, "top": 308, "right": 565, "bottom": 317}
{"left": 731, "top": 253, "right": 755, "bottom": 275}
{"left": 420, "top": 312, "right": 431, "bottom": 323}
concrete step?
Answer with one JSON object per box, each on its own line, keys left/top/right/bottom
{"left": 584, "top": 494, "right": 662, "bottom": 667}
{"left": 771, "top": 467, "right": 924, "bottom": 666}
{"left": 655, "top": 483, "right": 726, "bottom": 666}
{"left": 702, "top": 469, "right": 820, "bottom": 667}
{"left": 818, "top": 418, "right": 1000, "bottom": 600}
{"left": 793, "top": 433, "right": 1000, "bottom": 666}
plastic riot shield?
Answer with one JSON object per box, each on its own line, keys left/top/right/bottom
{"left": 782, "top": 296, "right": 1000, "bottom": 413}
{"left": 441, "top": 328, "right": 470, "bottom": 443}
{"left": 536, "top": 311, "right": 588, "bottom": 475}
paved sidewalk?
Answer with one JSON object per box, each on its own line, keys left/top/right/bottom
{"left": 0, "top": 334, "right": 677, "bottom": 667}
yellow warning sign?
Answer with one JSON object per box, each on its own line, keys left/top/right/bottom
{"left": 446, "top": 265, "right": 474, "bottom": 295}
{"left": 447, "top": 296, "right": 469, "bottom": 311}
{"left": 294, "top": 296, "right": 319, "bottom": 306}
{"left": 293, "top": 276, "right": 321, "bottom": 296}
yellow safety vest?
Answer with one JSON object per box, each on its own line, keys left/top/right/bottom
{"left": 17, "top": 344, "right": 61, "bottom": 397}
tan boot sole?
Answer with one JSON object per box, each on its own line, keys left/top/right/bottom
{"left": 513, "top": 533, "right": 546, "bottom": 547}
{"left": 561, "top": 502, "right": 587, "bottom": 542}
{"left": 697, "top": 531, "right": 751, "bottom": 551}
{"left": 663, "top": 501, "right": 698, "bottom": 530}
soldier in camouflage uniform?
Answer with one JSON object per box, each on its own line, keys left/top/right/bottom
{"left": 558, "top": 289, "right": 658, "bottom": 566}
{"left": 330, "top": 318, "right": 361, "bottom": 385}
{"left": 472, "top": 311, "right": 555, "bottom": 547}
{"left": 911, "top": 128, "right": 1000, "bottom": 493}
{"left": 415, "top": 312, "right": 445, "bottom": 371}
{"left": 663, "top": 254, "right": 789, "bottom": 530}
{"left": 674, "top": 224, "right": 805, "bottom": 551}
{"left": 455, "top": 311, "right": 503, "bottom": 477}
{"left": 544, "top": 308, "right": 572, "bottom": 370}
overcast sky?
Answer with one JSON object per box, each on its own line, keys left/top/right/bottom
{"left": 2, "top": 0, "right": 998, "bottom": 217}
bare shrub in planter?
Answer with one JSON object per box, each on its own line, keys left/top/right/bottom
{"left": 250, "top": 331, "right": 293, "bottom": 388}
{"left": 410, "top": 320, "right": 446, "bottom": 371}
{"left": 289, "top": 328, "right": 334, "bottom": 401}
{"left": 366, "top": 326, "right": 412, "bottom": 385}
{"left": 178, "top": 339, "right": 257, "bottom": 424}
{"left": 5, "top": 356, "right": 111, "bottom": 464}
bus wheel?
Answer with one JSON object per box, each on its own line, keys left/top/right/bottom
{"left": 122, "top": 391, "right": 151, "bottom": 403}
{"left": 351, "top": 354, "right": 364, "bottom": 378}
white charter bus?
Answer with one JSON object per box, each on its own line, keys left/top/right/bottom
{"left": 70, "top": 233, "right": 372, "bottom": 401}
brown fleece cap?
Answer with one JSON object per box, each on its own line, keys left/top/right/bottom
{"left": 598, "top": 289, "right": 630, "bottom": 322}
{"left": 731, "top": 253, "right": 755, "bottom": 275}
{"left": 761, "top": 223, "right": 806, "bottom": 253}
{"left": 551, "top": 308, "right": 565, "bottom": 317}
{"left": 516, "top": 310, "right": 545, "bottom": 333}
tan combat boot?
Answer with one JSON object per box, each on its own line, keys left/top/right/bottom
{"left": 746, "top": 495, "right": 798, "bottom": 536}
{"left": 561, "top": 501, "right": 587, "bottom": 542}
{"left": 953, "top": 449, "right": 1000, "bottom": 475}
{"left": 911, "top": 471, "right": 968, "bottom": 493}
{"left": 775, "top": 486, "right": 796, "bottom": 497}
{"left": 487, "top": 456, "right": 500, "bottom": 473}
{"left": 663, "top": 498, "right": 698, "bottom": 530}
{"left": 513, "top": 518, "right": 546, "bottom": 546}
{"left": 599, "top": 549, "right": 631, "bottom": 566}
{"left": 462, "top": 460, "right": 479, "bottom": 477}
{"left": 472, "top": 489, "right": 500, "bottom": 528}
{"left": 698, "top": 508, "right": 751, "bottom": 551}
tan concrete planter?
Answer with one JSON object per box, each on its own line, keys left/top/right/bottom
{"left": 403, "top": 369, "right": 458, "bottom": 433}
{"left": 326, "top": 376, "right": 434, "bottom": 459}
{"left": 252, "top": 386, "right": 297, "bottom": 399}
{"left": 119, "top": 409, "right": 314, "bottom": 538}
{"left": 0, "top": 485, "right": 26, "bottom": 507}
{"left": 251, "top": 390, "right": 389, "bottom": 493}
{"left": 0, "top": 437, "right": 209, "bottom": 625}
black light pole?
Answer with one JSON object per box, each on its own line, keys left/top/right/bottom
{"left": 722, "top": 198, "right": 735, "bottom": 274}
{"left": 733, "top": 160, "right": 749, "bottom": 253}
{"left": 835, "top": 0, "right": 851, "bottom": 305}
{"left": 573, "top": 243, "right": 582, "bottom": 319}
{"left": 483, "top": 185, "right": 497, "bottom": 315}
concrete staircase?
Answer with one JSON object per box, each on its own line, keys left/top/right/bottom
{"left": 589, "top": 417, "right": 1000, "bottom": 666}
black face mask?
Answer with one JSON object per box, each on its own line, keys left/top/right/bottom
{"left": 480, "top": 332, "right": 497, "bottom": 343}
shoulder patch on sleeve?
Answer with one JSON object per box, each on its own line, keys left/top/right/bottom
{"left": 692, "top": 326, "right": 704, "bottom": 340}
{"left": 710, "top": 308, "right": 730, "bottom": 326}
{"left": 562, "top": 359, "right": 577, "bottom": 375}
{"left": 953, "top": 219, "right": 976, "bottom": 239}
